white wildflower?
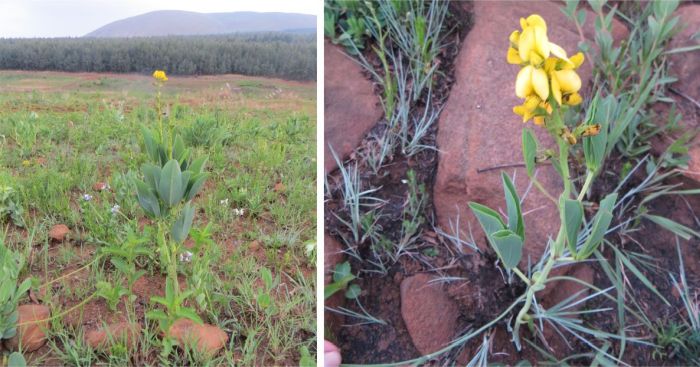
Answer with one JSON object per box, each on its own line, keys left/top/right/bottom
{"left": 179, "top": 251, "right": 193, "bottom": 263}
{"left": 220, "top": 198, "right": 229, "bottom": 206}
{"left": 82, "top": 194, "right": 93, "bottom": 201}
{"left": 233, "top": 208, "right": 245, "bottom": 216}
{"left": 110, "top": 204, "right": 120, "bottom": 214}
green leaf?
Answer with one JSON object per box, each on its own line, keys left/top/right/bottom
{"left": 173, "top": 135, "right": 186, "bottom": 162}
{"left": 145, "top": 309, "right": 168, "bottom": 321}
{"left": 332, "top": 262, "right": 352, "bottom": 282}
{"left": 135, "top": 180, "right": 160, "bottom": 217}
{"left": 522, "top": 129, "right": 538, "bottom": 178}
{"left": 158, "top": 160, "right": 184, "bottom": 207}
{"left": 171, "top": 203, "right": 195, "bottom": 243}
{"left": 299, "top": 346, "right": 314, "bottom": 367}
{"left": 141, "top": 126, "right": 159, "bottom": 163}
{"left": 8, "top": 351, "right": 27, "bottom": 367}
{"left": 188, "top": 156, "right": 208, "bottom": 175}
{"left": 261, "top": 267, "right": 273, "bottom": 290}
{"left": 501, "top": 172, "right": 524, "bottom": 239}
{"left": 176, "top": 307, "right": 203, "bottom": 324}
{"left": 468, "top": 202, "right": 506, "bottom": 239}
{"left": 257, "top": 293, "right": 271, "bottom": 309}
{"left": 185, "top": 172, "right": 208, "bottom": 201}
{"left": 345, "top": 284, "right": 361, "bottom": 299}
{"left": 561, "top": 197, "right": 583, "bottom": 256}
{"left": 490, "top": 229, "right": 523, "bottom": 269}
{"left": 325, "top": 275, "right": 355, "bottom": 300}
{"left": 142, "top": 163, "right": 161, "bottom": 191}
{"left": 577, "top": 193, "right": 617, "bottom": 260}
{"left": 644, "top": 214, "right": 700, "bottom": 240}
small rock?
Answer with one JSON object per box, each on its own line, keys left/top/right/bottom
{"left": 85, "top": 322, "right": 141, "bottom": 350}
{"left": 400, "top": 273, "right": 460, "bottom": 355}
{"left": 273, "top": 182, "right": 286, "bottom": 193}
{"left": 324, "top": 39, "right": 384, "bottom": 173}
{"left": 249, "top": 240, "right": 261, "bottom": 252}
{"left": 48, "top": 224, "right": 70, "bottom": 242}
{"left": 92, "top": 182, "right": 108, "bottom": 191}
{"left": 167, "top": 319, "right": 228, "bottom": 356}
{"left": 5, "top": 304, "right": 50, "bottom": 352}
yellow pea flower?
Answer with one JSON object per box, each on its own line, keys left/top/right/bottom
{"left": 563, "top": 92, "right": 582, "bottom": 106}
{"left": 152, "top": 70, "right": 168, "bottom": 82}
{"left": 531, "top": 67, "right": 549, "bottom": 101}
{"left": 515, "top": 65, "right": 534, "bottom": 98}
{"left": 507, "top": 47, "right": 522, "bottom": 64}
{"left": 554, "top": 69, "right": 581, "bottom": 93}
{"left": 513, "top": 104, "right": 535, "bottom": 123}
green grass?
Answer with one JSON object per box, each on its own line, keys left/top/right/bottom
{"left": 0, "top": 70, "right": 316, "bottom": 365}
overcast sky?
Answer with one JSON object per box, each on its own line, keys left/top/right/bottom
{"left": 0, "top": 0, "right": 319, "bottom": 38}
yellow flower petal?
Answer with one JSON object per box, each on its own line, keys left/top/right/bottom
{"left": 544, "top": 57, "right": 558, "bottom": 72}
{"left": 564, "top": 92, "right": 582, "bottom": 106}
{"left": 550, "top": 71, "right": 562, "bottom": 105}
{"left": 554, "top": 69, "right": 581, "bottom": 93}
{"left": 549, "top": 42, "right": 572, "bottom": 66}
{"left": 509, "top": 30, "right": 520, "bottom": 47}
{"left": 513, "top": 105, "right": 534, "bottom": 122}
{"left": 526, "top": 14, "right": 547, "bottom": 32}
{"left": 533, "top": 116, "right": 545, "bottom": 126}
{"left": 507, "top": 47, "right": 522, "bottom": 64}
{"left": 524, "top": 95, "right": 540, "bottom": 110}
{"left": 519, "top": 27, "right": 535, "bottom": 62}
{"left": 533, "top": 25, "right": 550, "bottom": 59}
{"left": 531, "top": 67, "right": 549, "bottom": 101}
{"left": 570, "top": 52, "right": 585, "bottom": 69}
{"left": 515, "top": 65, "right": 534, "bottom": 98}
{"left": 520, "top": 18, "right": 528, "bottom": 30}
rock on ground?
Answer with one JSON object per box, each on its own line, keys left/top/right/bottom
{"left": 167, "top": 318, "right": 228, "bottom": 356}
{"left": 667, "top": 5, "right": 700, "bottom": 182}
{"left": 5, "top": 304, "right": 50, "bottom": 352}
{"left": 49, "top": 224, "right": 70, "bottom": 242}
{"left": 433, "top": 1, "right": 628, "bottom": 267}
{"left": 324, "top": 39, "right": 384, "bottom": 173}
{"left": 400, "top": 273, "right": 460, "bottom": 356}
{"left": 85, "top": 322, "right": 141, "bottom": 350}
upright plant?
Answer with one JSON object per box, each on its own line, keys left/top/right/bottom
{"left": 469, "top": 14, "right": 617, "bottom": 349}
{"left": 0, "top": 233, "right": 30, "bottom": 365}
{"left": 137, "top": 70, "right": 208, "bottom": 336}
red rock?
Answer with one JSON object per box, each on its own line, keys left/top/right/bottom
{"left": 324, "top": 39, "right": 383, "bottom": 173}
{"left": 92, "top": 182, "right": 108, "bottom": 191}
{"left": 85, "top": 322, "right": 141, "bottom": 349}
{"left": 324, "top": 234, "right": 346, "bottom": 329}
{"left": 667, "top": 5, "right": 700, "bottom": 182}
{"left": 5, "top": 304, "right": 50, "bottom": 352}
{"left": 433, "top": 1, "right": 629, "bottom": 267}
{"left": 541, "top": 263, "right": 595, "bottom": 310}
{"left": 400, "top": 273, "right": 460, "bottom": 355}
{"left": 167, "top": 318, "right": 228, "bottom": 356}
{"left": 48, "top": 224, "right": 70, "bottom": 242}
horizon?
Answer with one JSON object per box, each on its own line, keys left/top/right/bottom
{"left": 0, "top": 0, "right": 318, "bottom": 38}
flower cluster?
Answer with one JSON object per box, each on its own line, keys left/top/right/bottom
{"left": 508, "top": 14, "right": 584, "bottom": 125}
{"left": 152, "top": 70, "right": 168, "bottom": 82}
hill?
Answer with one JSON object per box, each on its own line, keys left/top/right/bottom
{"left": 85, "top": 10, "right": 316, "bottom": 37}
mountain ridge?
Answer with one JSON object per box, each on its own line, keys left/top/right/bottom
{"left": 85, "top": 10, "right": 316, "bottom": 38}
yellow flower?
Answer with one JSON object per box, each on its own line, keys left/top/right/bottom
{"left": 554, "top": 69, "right": 581, "bottom": 93}
{"left": 507, "top": 47, "right": 522, "bottom": 65}
{"left": 563, "top": 92, "right": 582, "bottom": 106}
{"left": 152, "top": 70, "right": 168, "bottom": 82}
{"left": 22, "top": 160, "right": 31, "bottom": 167}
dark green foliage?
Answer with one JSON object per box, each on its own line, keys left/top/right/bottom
{"left": 0, "top": 33, "right": 316, "bottom": 80}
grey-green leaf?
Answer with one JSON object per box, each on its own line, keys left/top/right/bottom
{"left": 561, "top": 197, "right": 583, "bottom": 256}
{"left": 577, "top": 193, "right": 617, "bottom": 260}
{"left": 491, "top": 229, "right": 523, "bottom": 269}
{"left": 469, "top": 202, "right": 506, "bottom": 238}
{"left": 185, "top": 173, "right": 208, "bottom": 201}
{"left": 501, "top": 172, "right": 524, "bottom": 239}
{"left": 158, "top": 160, "right": 184, "bottom": 207}
{"left": 135, "top": 180, "right": 160, "bottom": 217}
{"left": 522, "top": 129, "right": 538, "bottom": 178}
{"left": 171, "top": 203, "right": 195, "bottom": 243}
{"left": 142, "top": 163, "right": 161, "bottom": 191}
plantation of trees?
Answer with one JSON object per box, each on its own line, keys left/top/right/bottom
{"left": 0, "top": 33, "right": 316, "bottom": 80}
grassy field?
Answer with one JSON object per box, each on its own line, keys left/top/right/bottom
{"left": 0, "top": 70, "right": 316, "bottom": 366}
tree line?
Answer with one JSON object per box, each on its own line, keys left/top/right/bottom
{"left": 0, "top": 33, "right": 316, "bottom": 81}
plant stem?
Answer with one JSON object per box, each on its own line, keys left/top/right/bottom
{"left": 577, "top": 171, "right": 595, "bottom": 202}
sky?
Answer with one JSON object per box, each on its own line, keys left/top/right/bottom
{"left": 0, "top": 0, "right": 319, "bottom": 38}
